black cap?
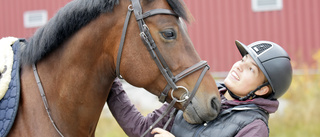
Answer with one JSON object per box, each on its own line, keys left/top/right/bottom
{"left": 235, "top": 40, "right": 293, "bottom": 99}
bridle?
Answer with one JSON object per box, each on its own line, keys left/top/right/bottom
{"left": 117, "top": 0, "right": 210, "bottom": 107}
{"left": 32, "top": 0, "right": 210, "bottom": 136}
{"left": 116, "top": 0, "right": 211, "bottom": 136}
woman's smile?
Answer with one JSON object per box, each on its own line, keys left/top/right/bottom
{"left": 231, "top": 70, "right": 240, "bottom": 81}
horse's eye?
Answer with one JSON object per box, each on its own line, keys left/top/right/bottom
{"left": 160, "top": 29, "right": 176, "bottom": 40}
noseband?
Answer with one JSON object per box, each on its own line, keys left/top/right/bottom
{"left": 116, "top": 0, "right": 210, "bottom": 136}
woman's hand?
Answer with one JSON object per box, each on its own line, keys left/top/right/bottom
{"left": 151, "top": 128, "right": 175, "bottom": 137}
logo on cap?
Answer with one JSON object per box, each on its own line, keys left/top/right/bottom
{"left": 250, "top": 43, "right": 273, "bottom": 56}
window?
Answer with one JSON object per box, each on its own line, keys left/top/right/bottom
{"left": 23, "top": 10, "right": 48, "bottom": 28}
{"left": 252, "top": 0, "right": 283, "bottom": 12}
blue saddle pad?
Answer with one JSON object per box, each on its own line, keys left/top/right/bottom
{"left": 0, "top": 39, "right": 22, "bottom": 136}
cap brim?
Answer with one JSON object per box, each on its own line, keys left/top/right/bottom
{"left": 235, "top": 40, "right": 271, "bottom": 87}
{"left": 235, "top": 40, "right": 262, "bottom": 68}
{"left": 235, "top": 40, "right": 249, "bottom": 57}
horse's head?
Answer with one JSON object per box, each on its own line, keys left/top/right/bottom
{"left": 115, "top": 0, "right": 221, "bottom": 124}
{"left": 13, "top": 0, "right": 220, "bottom": 136}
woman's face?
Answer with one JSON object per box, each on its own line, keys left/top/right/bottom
{"left": 224, "top": 54, "right": 266, "bottom": 97}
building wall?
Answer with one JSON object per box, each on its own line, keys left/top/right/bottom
{"left": 1, "top": 0, "right": 319, "bottom": 73}
{"left": 184, "top": 0, "right": 320, "bottom": 73}
{"left": 0, "top": 0, "right": 71, "bottom": 38}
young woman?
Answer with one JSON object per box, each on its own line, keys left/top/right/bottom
{"left": 107, "top": 40, "right": 292, "bottom": 137}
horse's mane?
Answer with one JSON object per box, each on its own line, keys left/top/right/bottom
{"left": 20, "top": 0, "right": 191, "bottom": 65}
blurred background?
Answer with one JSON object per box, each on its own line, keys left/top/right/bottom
{"left": 1, "top": 0, "right": 319, "bottom": 136}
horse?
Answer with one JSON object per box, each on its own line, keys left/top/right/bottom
{"left": 3, "top": 0, "right": 220, "bottom": 136}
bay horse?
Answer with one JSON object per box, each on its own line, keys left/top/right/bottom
{"left": 6, "top": 0, "right": 220, "bottom": 136}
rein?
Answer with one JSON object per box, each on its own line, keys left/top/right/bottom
{"left": 32, "top": 64, "right": 64, "bottom": 137}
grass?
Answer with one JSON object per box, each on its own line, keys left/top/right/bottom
{"left": 269, "top": 73, "right": 320, "bottom": 137}
{"left": 269, "top": 50, "right": 320, "bottom": 137}
{"left": 95, "top": 114, "right": 127, "bottom": 137}
{"left": 95, "top": 109, "right": 151, "bottom": 137}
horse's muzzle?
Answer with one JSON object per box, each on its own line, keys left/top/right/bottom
{"left": 183, "top": 96, "right": 221, "bottom": 124}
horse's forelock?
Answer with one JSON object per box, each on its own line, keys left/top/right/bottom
{"left": 166, "top": 0, "right": 193, "bottom": 23}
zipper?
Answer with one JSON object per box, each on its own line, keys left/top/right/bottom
{"left": 193, "top": 122, "right": 208, "bottom": 137}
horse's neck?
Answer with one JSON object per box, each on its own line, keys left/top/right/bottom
{"left": 37, "top": 26, "right": 115, "bottom": 98}
{"left": 30, "top": 15, "right": 119, "bottom": 135}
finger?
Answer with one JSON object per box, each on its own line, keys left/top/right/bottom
{"left": 151, "top": 128, "right": 175, "bottom": 137}
{"left": 151, "top": 127, "right": 166, "bottom": 134}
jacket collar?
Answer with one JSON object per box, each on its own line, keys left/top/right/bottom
{"left": 219, "top": 86, "right": 279, "bottom": 113}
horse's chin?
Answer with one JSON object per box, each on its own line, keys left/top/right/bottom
{"left": 182, "top": 110, "right": 203, "bottom": 124}
{"left": 182, "top": 103, "right": 219, "bottom": 124}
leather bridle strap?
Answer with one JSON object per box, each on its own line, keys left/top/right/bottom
{"left": 116, "top": 0, "right": 179, "bottom": 90}
{"left": 140, "top": 62, "right": 209, "bottom": 136}
{"left": 141, "top": 62, "right": 210, "bottom": 136}
{"left": 159, "top": 61, "right": 209, "bottom": 103}
{"left": 133, "top": 0, "right": 179, "bottom": 91}
{"left": 32, "top": 64, "right": 64, "bottom": 137}
{"left": 116, "top": 5, "right": 133, "bottom": 79}
{"left": 131, "top": 1, "right": 210, "bottom": 109}
{"left": 136, "top": 9, "right": 177, "bottom": 20}
{"left": 182, "top": 64, "right": 209, "bottom": 110}
{"left": 116, "top": 1, "right": 212, "bottom": 136}
{"left": 140, "top": 99, "right": 177, "bottom": 137}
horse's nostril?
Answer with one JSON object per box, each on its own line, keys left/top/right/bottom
{"left": 211, "top": 97, "right": 221, "bottom": 111}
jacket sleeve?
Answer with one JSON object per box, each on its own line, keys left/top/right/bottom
{"left": 235, "top": 119, "right": 269, "bottom": 137}
{"left": 107, "top": 79, "right": 174, "bottom": 137}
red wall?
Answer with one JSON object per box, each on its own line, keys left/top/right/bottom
{"left": 184, "top": 0, "right": 320, "bottom": 72}
{"left": 0, "top": 0, "right": 71, "bottom": 39}
{"left": 1, "top": 0, "right": 319, "bottom": 73}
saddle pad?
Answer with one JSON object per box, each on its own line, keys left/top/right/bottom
{"left": 0, "top": 37, "right": 18, "bottom": 100}
{"left": 0, "top": 39, "right": 21, "bottom": 136}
